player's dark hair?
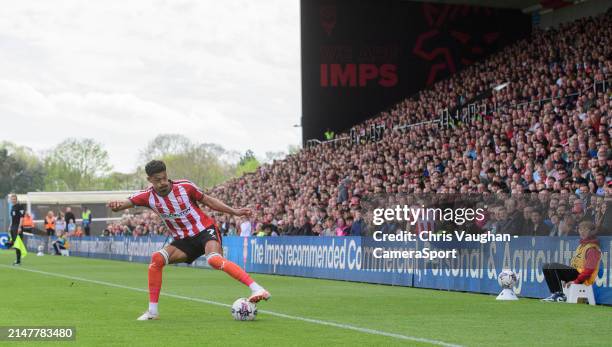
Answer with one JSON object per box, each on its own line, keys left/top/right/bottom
{"left": 145, "top": 160, "right": 166, "bottom": 177}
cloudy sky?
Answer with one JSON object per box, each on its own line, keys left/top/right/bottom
{"left": 0, "top": 0, "right": 301, "bottom": 173}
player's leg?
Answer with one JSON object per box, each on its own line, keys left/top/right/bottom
{"left": 138, "top": 245, "right": 188, "bottom": 320}
{"left": 204, "top": 239, "right": 270, "bottom": 303}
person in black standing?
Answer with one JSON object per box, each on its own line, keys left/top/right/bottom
{"left": 64, "top": 207, "right": 76, "bottom": 230}
{"left": 8, "top": 194, "right": 25, "bottom": 265}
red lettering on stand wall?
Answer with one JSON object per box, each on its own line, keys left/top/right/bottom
{"left": 331, "top": 64, "right": 357, "bottom": 86}
{"left": 379, "top": 64, "right": 398, "bottom": 87}
{"left": 320, "top": 64, "right": 398, "bottom": 87}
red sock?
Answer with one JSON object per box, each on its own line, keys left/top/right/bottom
{"left": 207, "top": 254, "right": 254, "bottom": 286}
{"left": 148, "top": 252, "right": 165, "bottom": 303}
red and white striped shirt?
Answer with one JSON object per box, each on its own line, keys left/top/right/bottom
{"left": 128, "top": 180, "right": 215, "bottom": 239}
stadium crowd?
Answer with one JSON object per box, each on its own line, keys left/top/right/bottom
{"left": 120, "top": 11, "right": 612, "bottom": 238}
{"left": 102, "top": 211, "right": 169, "bottom": 237}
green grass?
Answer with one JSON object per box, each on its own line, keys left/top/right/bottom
{"left": 0, "top": 251, "right": 610, "bottom": 347}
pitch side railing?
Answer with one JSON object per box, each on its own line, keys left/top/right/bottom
{"left": 307, "top": 75, "right": 610, "bottom": 148}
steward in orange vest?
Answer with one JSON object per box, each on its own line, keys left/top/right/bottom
{"left": 541, "top": 221, "right": 601, "bottom": 302}
{"left": 21, "top": 213, "right": 34, "bottom": 232}
{"left": 45, "top": 211, "right": 56, "bottom": 237}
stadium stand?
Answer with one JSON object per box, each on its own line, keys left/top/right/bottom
{"left": 101, "top": 210, "right": 169, "bottom": 237}
{"left": 112, "top": 10, "right": 611, "bottom": 238}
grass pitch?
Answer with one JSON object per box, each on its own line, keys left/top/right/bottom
{"left": 0, "top": 251, "right": 610, "bottom": 347}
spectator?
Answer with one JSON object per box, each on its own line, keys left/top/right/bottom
{"left": 322, "top": 218, "right": 335, "bottom": 236}
{"left": 284, "top": 216, "right": 300, "bottom": 236}
{"left": 67, "top": 219, "right": 76, "bottom": 235}
{"left": 489, "top": 207, "right": 512, "bottom": 234}
{"left": 595, "top": 173, "right": 607, "bottom": 196}
{"left": 74, "top": 226, "right": 84, "bottom": 237}
{"left": 558, "top": 215, "right": 576, "bottom": 236}
{"left": 255, "top": 223, "right": 265, "bottom": 237}
{"left": 595, "top": 196, "right": 612, "bottom": 235}
{"left": 227, "top": 221, "right": 237, "bottom": 236}
{"left": 335, "top": 217, "right": 349, "bottom": 236}
{"left": 337, "top": 178, "right": 351, "bottom": 204}
{"left": 265, "top": 223, "right": 279, "bottom": 236}
{"left": 55, "top": 213, "right": 66, "bottom": 236}
{"left": 82, "top": 207, "right": 92, "bottom": 236}
{"left": 345, "top": 216, "right": 354, "bottom": 234}
{"left": 44, "top": 211, "right": 56, "bottom": 237}
{"left": 52, "top": 232, "right": 67, "bottom": 255}
{"left": 523, "top": 210, "right": 551, "bottom": 236}
{"left": 548, "top": 214, "right": 560, "bottom": 236}
{"left": 298, "top": 216, "right": 313, "bottom": 236}
{"left": 64, "top": 207, "right": 76, "bottom": 226}
{"left": 262, "top": 213, "right": 279, "bottom": 236}
{"left": 313, "top": 223, "right": 323, "bottom": 236}
{"left": 219, "top": 215, "right": 229, "bottom": 236}
{"left": 350, "top": 210, "right": 367, "bottom": 236}
{"left": 239, "top": 216, "right": 252, "bottom": 237}
{"left": 21, "top": 212, "right": 34, "bottom": 233}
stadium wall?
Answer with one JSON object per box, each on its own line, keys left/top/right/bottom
{"left": 24, "top": 235, "right": 612, "bottom": 305}
{"left": 300, "top": 0, "right": 531, "bottom": 143}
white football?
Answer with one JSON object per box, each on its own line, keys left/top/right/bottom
{"left": 498, "top": 269, "right": 517, "bottom": 289}
{"left": 231, "top": 298, "right": 257, "bottom": 321}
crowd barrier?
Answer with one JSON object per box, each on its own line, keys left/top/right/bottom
{"left": 22, "top": 235, "right": 612, "bottom": 305}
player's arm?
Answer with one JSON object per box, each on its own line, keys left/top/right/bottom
{"left": 200, "top": 194, "right": 250, "bottom": 217}
{"left": 107, "top": 199, "right": 135, "bottom": 212}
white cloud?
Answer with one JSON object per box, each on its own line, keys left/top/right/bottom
{"left": 0, "top": 0, "right": 301, "bottom": 173}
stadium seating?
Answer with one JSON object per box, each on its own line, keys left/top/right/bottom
{"left": 205, "top": 11, "right": 611, "bottom": 236}
{"left": 103, "top": 210, "right": 168, "bottom": 237}
{"left": 113, "top": 11, "right": 610, "bottom": 238}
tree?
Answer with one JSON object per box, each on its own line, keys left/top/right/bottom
{"left": 99, "top": 170, "right": 149, "bottom": 191}
{"left": 44, "top": 138, "right": 112, "bottom": 191}
{"left": 0, "top": 141, "right": 43, "bottom": 169}
{"left": 236, "top": 150, "right": 260, "bottom": 177}
{"left": 0, "top": 146, "right": 45, "bottom": 196}
{"left": 161, "top": 145, "right": 232, "bottom": 189}
{"left": 221, "top": 149, "right": 241, "bottom": 164}
{"left": 239, "top": 149, "right": 256, "bottom": 166}
{"left": 140, "top": 135, "right": 237, "bottom": 189}
{"left": 140, "top": 134, "right": 193, "bottom": 163}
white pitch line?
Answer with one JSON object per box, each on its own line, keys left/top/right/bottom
{"left": 1, "top": 265, "right": 463, "bottom": 347}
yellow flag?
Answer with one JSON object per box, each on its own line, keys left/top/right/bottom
{"left": 13, "top": 235, "right": 28, "bottom": 259}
